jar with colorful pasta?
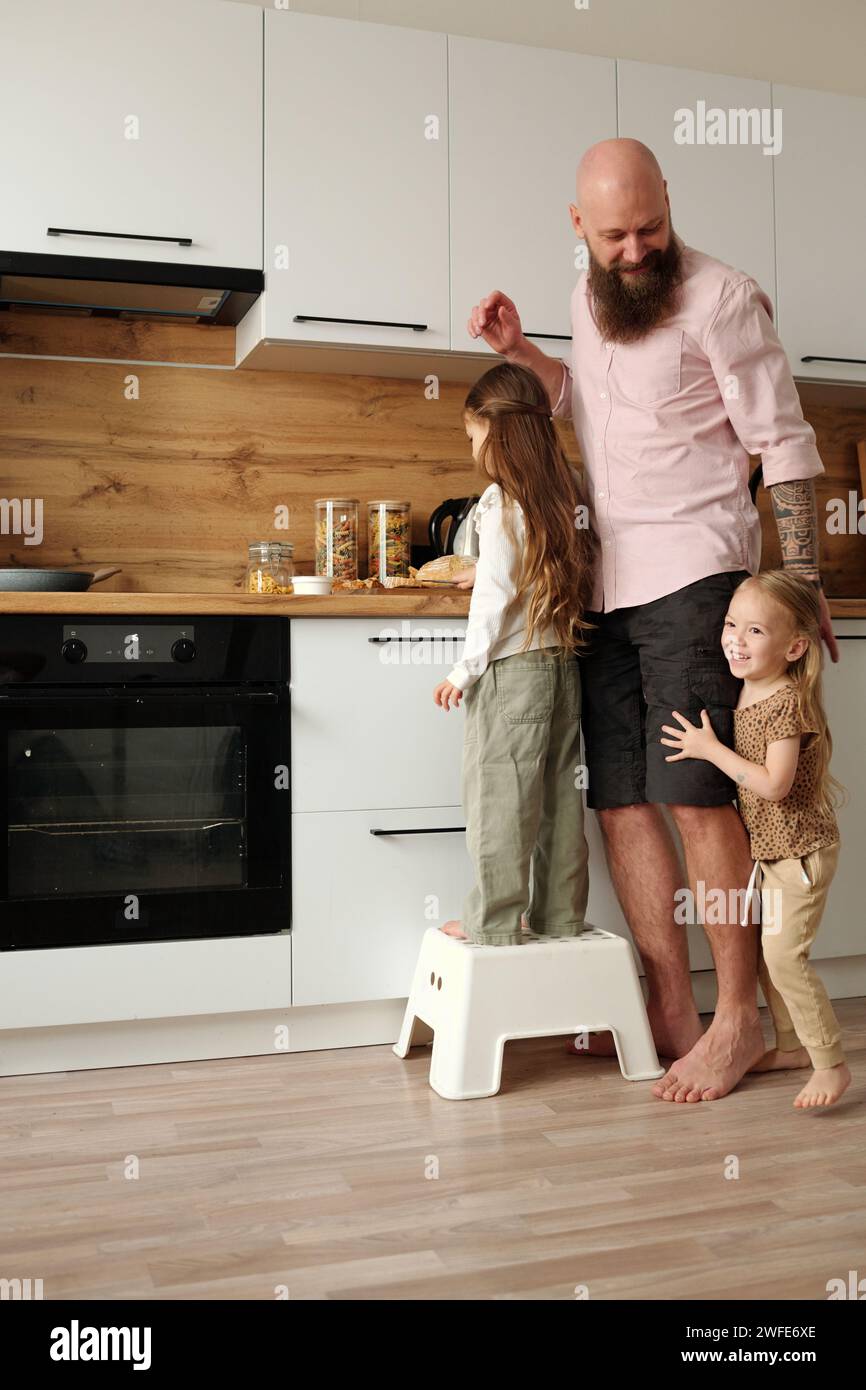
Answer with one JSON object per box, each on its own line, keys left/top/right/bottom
{"left": 245, "top": 541, "right": 294, "bottom": 594}
{"left": 367, "top": 499, "right": 411, "bottom": 581}
{"left": 315, "top": 498, "right": 359, "bottom": 579}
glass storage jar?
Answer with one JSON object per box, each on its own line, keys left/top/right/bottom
{"left": 315, "top": 498, "right": 359, "bottom": 579}
{"left": 245, "top": 541, "right": 294, "bottom": 594}
{"left": 367, "top": 499, "right": 411, "bottom": 580}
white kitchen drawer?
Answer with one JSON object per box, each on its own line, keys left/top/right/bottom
{"left": 290, "top": 617, "right": 467, "bottom": 812}
{"left": 812, "top": 629, "right": 866, "bottom": 958}
{"left": 291, "top": 804, "right": 473, "bottom": 1006}
{"left": 0, "top": 935, "right": 291, "bottom": 1030}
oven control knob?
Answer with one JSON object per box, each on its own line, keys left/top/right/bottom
{"left": 61, "top": 637, "right": 87, "bottom": 664}
{"left": 171, "top": 637, "right": 196, "bottom": 664}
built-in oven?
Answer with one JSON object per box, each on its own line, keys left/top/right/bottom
{"left": 0, "top": 615, "right": 290, "bottom": 950}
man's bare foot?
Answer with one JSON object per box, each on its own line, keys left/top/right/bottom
{"left": 794, "top": 1062, "right": 851, "bottom": 1109}
{"left": 440, "top": 919, "right": 469, "bottom": 940}
{"left": 651, "top": 1011, "right": 765, "bottom": 1102}
{"left": 750, "top": 1045, "right": 810, "bottom": 1072}
{"left": 564, "top": 1006, "right": 704, "bottom": 1062}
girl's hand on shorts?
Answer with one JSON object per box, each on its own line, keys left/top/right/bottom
{"left": 660, "top": 709, "right": 719, "bottom": 762}
{"left": 434, "top": 679, "right": 464, "bottom": 711}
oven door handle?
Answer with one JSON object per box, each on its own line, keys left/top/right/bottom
{"left": 0, "top": 687, "right": 283, "bottom": 704}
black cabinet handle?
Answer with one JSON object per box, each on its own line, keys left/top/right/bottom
{"left": 294, "top": 314, "right": 427, "bottom": 332}
{"left": 800, "top": 355, "right": 866, "bottom": 365}
{"left": 47, "top": 227, "right": 193, "bottom": 246}
{"left": 524, "top": 331, "right": 571, "bottom": 341}
{"left": 367, "top": 634, "right": 465, "bottom": 643}
{"left": 370, "top": 826, "right": 465, "bottom": 836}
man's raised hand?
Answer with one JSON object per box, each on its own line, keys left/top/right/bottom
{"left": 466, "top": 290, "right": 524, "bottom": 357}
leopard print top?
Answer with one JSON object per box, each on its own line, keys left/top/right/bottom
{"left": 733, "top": 685, "right": 840, "bottom": 862}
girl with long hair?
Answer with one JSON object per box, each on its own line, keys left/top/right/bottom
{"left": 660, "top": 570, "right": 850, "bottom": 1107}
{"left": 433, "top": 361, "right": 598, "bottom": 945}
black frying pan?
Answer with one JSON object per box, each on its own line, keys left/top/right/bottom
{"left": 0, "top": 566, "right": 121, "bottom": 592}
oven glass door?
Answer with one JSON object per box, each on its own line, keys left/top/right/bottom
{"left": 0, "top": 686, "right": 290, "bottom": 949}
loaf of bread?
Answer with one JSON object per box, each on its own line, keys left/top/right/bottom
{"left": 411, "top": 554, "right": 477, "bottom": 582}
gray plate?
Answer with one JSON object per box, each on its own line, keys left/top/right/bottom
{"left": 0, "top": 569, "right": 98, "bottom": 592}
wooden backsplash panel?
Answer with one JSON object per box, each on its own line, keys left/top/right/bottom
{"left": 756, "top": 400, "right": 866, "bottom": 595}
{"left": 1, "top": 313, "right": 865, "bottom": 595}
{"left": 0, "top": 348, "right": 503, "bottom": 592}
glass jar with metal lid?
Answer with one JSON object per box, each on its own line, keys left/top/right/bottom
{"left": 245, "top": 541, "right": 294, "bottom": 594}
{"left": 367, "top": 499, "right": 411, "bottom": 580}
{"left": 315, "top": 498, "right": 359, "bottom": 580}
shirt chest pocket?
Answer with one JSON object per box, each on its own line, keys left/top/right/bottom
{"left": 611, "top": 327, "right": 683, "bottom": 405}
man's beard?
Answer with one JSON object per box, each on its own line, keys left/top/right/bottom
{"left": 587, "top": 230, "right": 683, "bottom": 344}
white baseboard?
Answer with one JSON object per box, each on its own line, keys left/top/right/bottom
{"left": 0, "top": 997, "right": 406, "bottom": 1076}
{"left": 2, "top": 958, "right": 863, "bottom": 1079}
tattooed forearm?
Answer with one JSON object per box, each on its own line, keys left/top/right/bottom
{"left": 768, "top": 479, "right": 821, "bottom": 585}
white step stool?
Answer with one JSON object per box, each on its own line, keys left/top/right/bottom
{"left": 393, "top": 925, "right": 665, "bottom": 1099}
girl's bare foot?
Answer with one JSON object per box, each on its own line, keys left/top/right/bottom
{"left": 794, "top": 1061, "right": 851, "bottom": 1109}
{"left": 751, "top": 1045, "right": 810, "bottom": 1072}
{"left": 440, "top": 913, "right": 529, "bottom": 941}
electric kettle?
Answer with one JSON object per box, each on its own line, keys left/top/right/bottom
{"left": 428, "top": 496, "right": 480, "bottom": 559}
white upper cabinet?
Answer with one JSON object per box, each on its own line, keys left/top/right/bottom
{"left": 259, "top": 11, "right": 450, "bottom": 351}
{"left": 449, "top": 37, "right": 616, "bottom": 356}
{"left": 773, "top": 84, "right": 866, "bottom": 384}
{"left": 617, "top": 61, "right": 776, "bottom": 298}
{"left": 0, "top": 0, "right": 263, "bottom": 269}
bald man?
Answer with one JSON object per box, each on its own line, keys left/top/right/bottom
{"left": 466, "top": 138, "right": 834, "bottom": 1102}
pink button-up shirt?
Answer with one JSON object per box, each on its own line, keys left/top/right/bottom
{"left": 552, "top": 238, "right": 824, "bottom": 612}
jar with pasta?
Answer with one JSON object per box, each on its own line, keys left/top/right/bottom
{"left": 315, "top": 498, "right": 359, "bottom": 579}
{"left": 245, "top": 541, "right": 294, "bottom": 594}
{"left": 367, "top": 499, "right": 411, "bottom": 581}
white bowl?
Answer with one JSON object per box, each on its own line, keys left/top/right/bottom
{"left": 291, "top": 575, "right": 333, "bottom": 595}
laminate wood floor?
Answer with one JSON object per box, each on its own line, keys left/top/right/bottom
{"left": 1, "top": 1001, "right": 864, "bottom": 1301}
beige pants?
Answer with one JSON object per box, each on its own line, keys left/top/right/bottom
{"left": 753, "top": 842, "right": 844, "bottom": 1069}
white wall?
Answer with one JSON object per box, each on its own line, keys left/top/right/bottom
{"left": 213, "top": 0, "right": 866, "bottom": 99}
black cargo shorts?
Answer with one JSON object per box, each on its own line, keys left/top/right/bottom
{"left": 577, "top": 569, "right": 750, "bottom": 810}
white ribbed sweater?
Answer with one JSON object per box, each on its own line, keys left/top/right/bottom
{"left": 445, "top": 482, "right": 561, "bottom": 692}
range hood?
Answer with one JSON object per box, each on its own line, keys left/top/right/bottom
{"left": 0, "top": 244, "right": 263, "bottom": 326}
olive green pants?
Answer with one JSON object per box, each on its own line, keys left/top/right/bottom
{"left": 460, "top": 647, "right": 590, "bottom": 945}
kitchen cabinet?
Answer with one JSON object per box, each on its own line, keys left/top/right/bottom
{"left": 250, "top": 10, "right": 449, "bottom": 354}
{"left": 773, "top": 84, "right": 866, "bottom": 384}
{"left": 0, "top": 0, "right": 262, "bottom": 269}
{"left": 448, "top": 38, "right": 616, "bottom": 355}
{"left": 290, "top": 617, "right": 467, "bottom": 813}
{"left": 811, "top": 626, "right": 866, "bottom": 958}
{"left": 292, "top": 804, "right": 474, "bottom": 1006}
{"left": 616, "top": 61, "right": 776, "bottom": 297}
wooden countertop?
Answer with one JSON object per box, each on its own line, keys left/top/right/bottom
{"left": 0, "top": 590, "right": 475, "bottom": 617}
{"left": 2, "top": 591, "right": 866, "bottom": 618}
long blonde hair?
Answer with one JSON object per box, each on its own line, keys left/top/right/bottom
{"left": 736, "top": 569, "right": 847, "bottom": 819}
{"left": 463, "top": 361, "right": 598, "bottom": 658}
